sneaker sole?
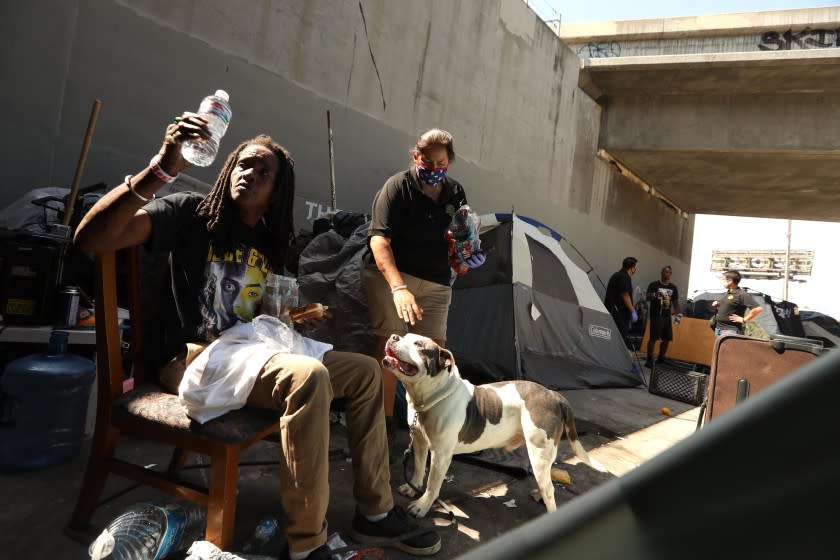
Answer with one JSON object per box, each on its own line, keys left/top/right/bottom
{"left": 350, "top": 529, "right": 442, "bottom": 556}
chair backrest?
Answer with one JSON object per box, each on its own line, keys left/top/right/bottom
{"left": 93, "top": 248, "right": 145, "bottom": 413}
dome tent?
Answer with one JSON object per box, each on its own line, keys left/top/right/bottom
{"left": 446, "top": 213, "right": 640, "bottom": 390}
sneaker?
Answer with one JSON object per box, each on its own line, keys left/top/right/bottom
{"left": 305, "top": 544, "right": 334, "bottom": 560}
{"left": 284, "top": 543, "right": 334, "bottom": 560}
{"left": 351, "top": 506, "right": 442, "bottom": 556}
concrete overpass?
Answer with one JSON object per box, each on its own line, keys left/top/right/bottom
{"left": 561, "top": 8, "right": 840, "bottom": 222}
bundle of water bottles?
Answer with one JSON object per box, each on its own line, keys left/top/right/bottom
{"left": 87, "top": 499, "right": 361, "bottom": 559}
{"left": 88, "top": 500, "right": 208, "bottom": 559}
{"left": 87, "top": 500, "right": 281, "bottom": 559}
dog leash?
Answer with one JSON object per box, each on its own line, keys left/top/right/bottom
{"left": 400, "top": 414, "right": 458, "bottom": 529}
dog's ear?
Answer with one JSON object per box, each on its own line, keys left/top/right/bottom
{"left": 438, "top": 347, "right": 454, "bottom": 373}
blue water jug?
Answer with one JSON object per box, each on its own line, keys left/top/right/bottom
{"left": 0, "top": 331, "right": 96, "bottom": 470}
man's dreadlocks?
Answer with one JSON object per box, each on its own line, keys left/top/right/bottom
{"left": 195, "top": 135, "right": 295, "bottom": 273}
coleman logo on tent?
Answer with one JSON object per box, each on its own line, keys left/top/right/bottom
{"left": 589, "top": 325, "right": 612, "bottom": 340}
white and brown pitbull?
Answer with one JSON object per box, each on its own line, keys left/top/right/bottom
{"left": 382, "top": 333, "right": 602, "bottom": 517}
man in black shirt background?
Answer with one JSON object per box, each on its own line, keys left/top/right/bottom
{"left": 604, "top": 257, "right": 639, "bottom": 348}
{"left": 645, "top": 265, "right": 682, "bottom": 368}
{"left": 712, "top": 270, "right": 762, "bottom": 336}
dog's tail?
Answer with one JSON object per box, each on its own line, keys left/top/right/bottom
{"left": 560, "top": 401, "right": 607, "bottom": 473}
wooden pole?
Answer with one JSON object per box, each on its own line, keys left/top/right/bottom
{"left": 327, "top": 110, "right": 337, "bottom": 210}
{"left": 63, "top": 99, "right": 102, "bottom": 226}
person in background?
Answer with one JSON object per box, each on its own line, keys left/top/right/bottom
{"left": 364, "top": 128, "right": 485, "bottom": 416}
{"left": 645, "top": 265, "right": 683, "bottom": 368}
{"left": 605, "top": 257, "right": 639, "bottom": 347}
{"left": 711, "top": 270, "right": 762, "bottom": 336}
{"left": 74, "top": 114, "right": 441, "bottom": 559}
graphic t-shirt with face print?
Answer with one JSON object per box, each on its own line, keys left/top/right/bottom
{"left": 200, "top": 240, "right": 271, "bottom": 337}
{"left": 143, "top": 192, "right": 276, "bottom": 362}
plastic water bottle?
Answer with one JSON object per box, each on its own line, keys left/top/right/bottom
{"left": 88, "top": 501, "right": 206, "bottom": 559}
{"left": 241, "top": 517, "right": 278, "bottom": 553}
{"left": 182, "top": 90, "right": 232, "bottom": 167}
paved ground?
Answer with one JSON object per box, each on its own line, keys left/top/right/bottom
{"left": 1, "top": 382, "right": 701, "bottom": 559}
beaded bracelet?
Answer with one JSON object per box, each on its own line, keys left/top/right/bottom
{"left": 125, "top": 175, "right": 154, "bottom": 203}
{"left": 148, "top": 155, "right": 178, "bottom": 184}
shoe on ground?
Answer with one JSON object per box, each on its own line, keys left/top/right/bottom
{"left": 351, "top": 506, "right": 442, "bottom": 556}
{"left": 282, "top": 543, "right": 333, "bottom": 560}
{"left": 656, "top": 358, "right": 667, "bottom": 364}
{"left": 644, "top": 360, "right": 653, "bottom": 369}
{"left": 305, "top": 544, "right": 334, "bottom": 560}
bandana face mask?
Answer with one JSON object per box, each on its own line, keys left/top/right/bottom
{"left": 417, "top": 164, "right": 448, "bottom": 185}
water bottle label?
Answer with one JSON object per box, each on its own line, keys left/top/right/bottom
{"left": 153, "top": 504, "right": 188, "bottom": 560}
{"left": 199, "top": 98, "right": 232, "bottom": 125}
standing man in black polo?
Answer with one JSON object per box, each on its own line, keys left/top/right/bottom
{"left": 645, "top": 265, "right": 682, "bottom": 368}
{"left": 605, "top": 257, "right": 638, "bottom": 347}
{"left": 711, "top": 270, "right": 762, "bottom": 336}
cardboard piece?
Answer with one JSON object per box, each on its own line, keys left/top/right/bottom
{"left": 640, "top": 316, "right": 716, "bottom": 366}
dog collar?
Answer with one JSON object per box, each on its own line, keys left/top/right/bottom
{"left": 411, "top": 381, "right": 459, "bottom": 412}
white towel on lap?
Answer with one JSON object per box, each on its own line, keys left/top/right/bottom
{"left": 179, "top": 315, "right": 333, "bottom": 423}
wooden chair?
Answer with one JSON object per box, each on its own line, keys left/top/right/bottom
{"left": 67, "top": 247, "right": 281, "bottom": 548}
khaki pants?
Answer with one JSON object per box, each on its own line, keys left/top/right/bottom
{"left": 160, "top": 347, "right": 393, "bottom": 554}
{"left": 362, "top": 263, "right": 452, "bottom": 340}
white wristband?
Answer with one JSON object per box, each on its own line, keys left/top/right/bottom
{"left": 391, "top": 284, "right": 407, "bottom": 294}
{"left": 149, "top": 155, "right": 178, "bottom": 184}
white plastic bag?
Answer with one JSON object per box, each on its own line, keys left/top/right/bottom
{"left": 179, "top": 317, "right": 332, "bottom": 423}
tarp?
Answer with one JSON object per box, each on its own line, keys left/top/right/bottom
{"left": 447, "top": 213, "right": 639, "bottom": 390}
{"left": 296, "top": 223, "right": 374, "bottom": 355}
{"left": 800, "top": 310, "right": 840, "bottom": 348}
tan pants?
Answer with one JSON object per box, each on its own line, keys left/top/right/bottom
{"left": 160, "top": 347, "right": 394, "bottom": 554}
{"left": 362, "top": 263, "right": 452, "bottom": 340}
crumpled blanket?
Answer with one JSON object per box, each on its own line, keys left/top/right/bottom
{"left": 179, "top": 315, "right": 333, "bottom": 423}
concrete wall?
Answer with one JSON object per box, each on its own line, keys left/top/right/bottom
{"left": 0, "top": 0, "right": 689, "bottom": 295}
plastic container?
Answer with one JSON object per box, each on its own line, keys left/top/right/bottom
{"left": 241, "top": 516, "right": 278, "bottom": 553}
{"left": 262, "top": 274, "right": 299, "bottom": 326}
{"left": 88, "top": 500, "right": 206, "bottom": 560}
{"left": 182, "top": 90, "right": 232, "bottom": 167}
{"left": 0, "top": 331, "right": 95, "bottom": 470}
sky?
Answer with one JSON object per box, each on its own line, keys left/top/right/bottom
{"left": 528, "top": 0, "right": 840, "bottom": 24}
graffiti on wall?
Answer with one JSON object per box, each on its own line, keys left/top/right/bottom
{"left": 759, "top": 28, "right": 840, "bottom": 50}
{"left": 577, "top": 41, "right": 621, "bottom": 58}
{"left": 303, "top": 200, "right": 336, "bottom": 221}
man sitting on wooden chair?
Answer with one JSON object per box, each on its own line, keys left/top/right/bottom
{"left": 74, "top": 113, "right": 441, "bottom": 559}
